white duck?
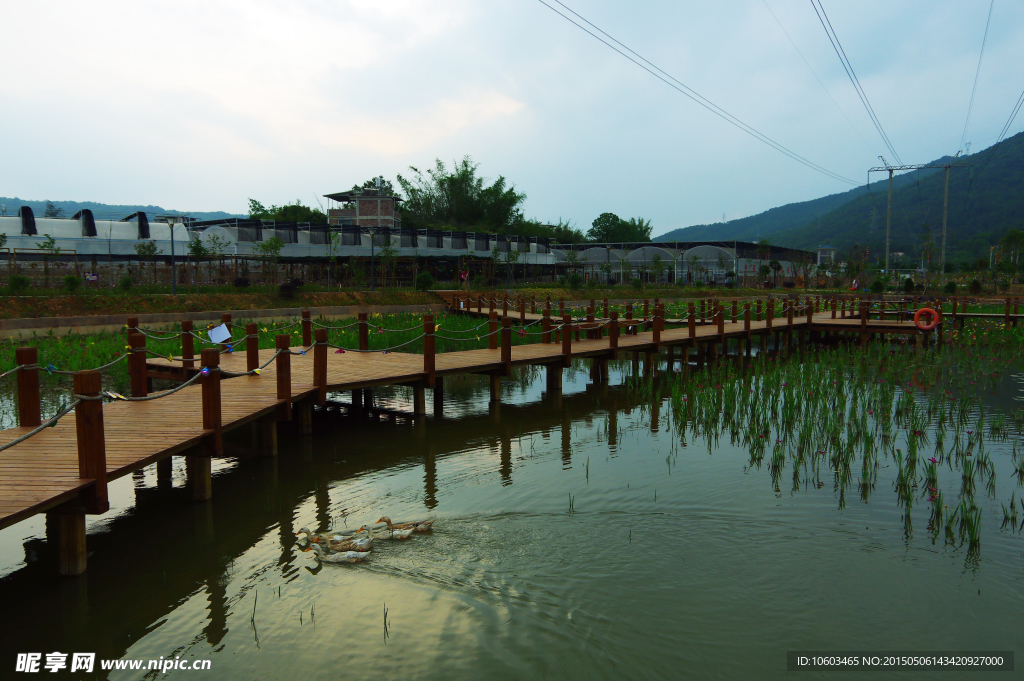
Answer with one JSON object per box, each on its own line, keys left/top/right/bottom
{"left": 378, "top": 516, "right": 433, "bottom": 535}
{"left": 305, "top": 543, "right": 369, "bottom": 564}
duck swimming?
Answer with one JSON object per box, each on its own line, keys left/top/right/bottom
{"left": 377, "top": 516, "right": 433, "bottom": 534}
{"left": 305, "top": 543, "right": 369, "bottom": 564}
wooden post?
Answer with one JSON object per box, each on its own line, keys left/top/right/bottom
{"left": 433, "top": 376, "right": 444, "bottom": 417}
{"left": 542, "top": 309, "right": 552, "bottom": 343}
{"left": 181, "top": 320, "right": 195, "bottom": 370}
{"left": 755, "top": 299, "right": 762, "bottom": 322}
{"left": 643, "top": 299, "right": 650, "bottom": 330}
{"left": 609, "top": 310, "right": 619, "bottom": 359}
{"left": 502, "top": 297, "right": 508, "bottom": 317}
{"left": 520, "top": 300, "right": 526, "bottom": 324}
{"left": 744, "top": 303, "right": 751, "bottom": 336}
{"left": 73, "top": 370, "right": 108, "bottom": 515}
{"left": 275, "top": 335, "right": 292, "bottom": 421}
{"left": 500, "top": 316, "right": 512, "bottom": 376}
{"left": 129, "top": 332, "right": 147, "bottom": 398}
{"left": 54, "top": 513, "right": 86, "bottom": 577}
{"left": 413, "top": 384, "right": 426, "bottom": 415}
{"left": 561, "top": 314, "right": 572, "bottom": 367}
{"left": 688, "top": 302, "right": 696, "bottom": 341}
{"left": 489, "top": 297, "right": 495, "bottom": 315}
{"left": 860, "top": 300, "right": 869, "bottom": 344}
{"left": 313, "top": 329, "right": 328, "bottom": 405}
{"left": 15, "top": 347, "right": 40, "bottom": 427}
{"left": 477, "top": 296, "right": 483, "bottom": 314}
{"left": 221, "top": 313, "right": 232, "bottom": 353}
{"left": 653, "top": 307, "right": 662, "bottom": 350}
{"left": 489, "top": 310, "right": 498, "bottom": 350}
{"left": 302, "top": 309, "right": 312, "bottom": 347}
{"left": 1006, "top": 297, "right": 1011, "bottom": 326}
{"left": 489, "top": 374, "right": 502, "bottom": 403}
{"left": 358, "top": 312, "right": 369, "bottom": 351}
{"left": 245, "top": 323, "right": 259, "bottom": 373}
{"left": 625, "top": 305, "right": 633, "bottom": 336}
{"left": 766, "top": 303, "right": 774, "bottom": 330}
{"left": 423, "top": 314, "right": 436, "bottom": 387}
{"left": 586, "top": 306, "right": 595, "bottom": 340}
{"left": 200, "top": 349, "right": 222, "bottom": 458}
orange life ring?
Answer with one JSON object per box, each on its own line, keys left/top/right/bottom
{"left": 913, "top": 307, "right": 939, "bottom": 331}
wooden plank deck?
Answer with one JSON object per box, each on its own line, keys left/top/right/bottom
{"left": 0, "top": 311, "right": 923, "bottom": 533}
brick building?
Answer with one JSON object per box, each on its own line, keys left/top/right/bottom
{"left": 324, "top": 188, "right": 402, "bottom": 230}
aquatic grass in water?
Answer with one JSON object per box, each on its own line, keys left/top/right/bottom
{"left": 624, "top": 324, "right": 1024, "bottom": 549}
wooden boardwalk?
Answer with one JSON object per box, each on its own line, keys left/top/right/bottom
{"left": 0, "top": 302, "right": 932, "bottom": 574}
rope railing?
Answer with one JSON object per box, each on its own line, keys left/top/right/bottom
{"left": 0, "top": 399, "right": 82, "bottom": 453}
{"left": 326, "top": 334, "right": 426, "bottom": 353}
{"left": 220, "top": 349, "right": 283, "bottom": 377}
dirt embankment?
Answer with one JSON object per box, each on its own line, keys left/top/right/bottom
{"left": 0, "top": 290, "right": 441, "bottom": 320}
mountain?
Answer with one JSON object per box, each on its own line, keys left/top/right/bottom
{"left": 655, "top": 170, "right": 935, "bottom": 244}
{"left": 0, "top": 197, "right": 244, "bottom": 222}
{"left": 655, "top": 131, "right": 1024, "bottom": 264}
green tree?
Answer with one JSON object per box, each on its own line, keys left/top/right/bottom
{"left": 1000, "top": 228, "right": 1024, "bottom": 272}
{"left": 254, "top": 236, "right": 285, "bottom": 284}
{"left": 550, "top": 219, "right": 586, "bottom": 244}
{"left": 248, "top": 199, "right": 327, "bottom": 224}
{"left": 396, "top": 156, "right": 526, "bottom": 232}
{"left": 36, "top": 234, "right": 61, "bottom": 287}
{"left": 43, "top": 201, "right": 64, "bottom": 218}
{"left": 350, "top": 176, "right": 398, "bottom": 196}
{"left": 586, "top": 213, "right": 653, "bottom": 242}
{"left": 649, "top": 254, "right": 666, "bottom": 284}
{"left": 134, "top": 240, "right": 161, "bottom": 284}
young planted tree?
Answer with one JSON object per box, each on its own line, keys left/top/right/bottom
{"left": 36, "top": 234, "right": 61, "bottom": 287}
{"left": 254, "top": 236, "right": 285, "bottom": 285}
{"left": 134, "top": 240, "right": 161, "bottom": 284}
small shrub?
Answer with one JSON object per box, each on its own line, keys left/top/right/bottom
{"left": 119, "top": 275, "right": 133, "bottom": 292}
{"left": 943, "top": 281, "right": 957, "bottom": 294}
{"left": 279, "top": 278, "right": 304, "bottom": 299}
{"left": 914, "top": 282, "right": 925, "bottom": 292}
{"left": 869, "top": 279, "right": 885, "bottom": 293}
{"left": 968, "top": 279, "right": 983, "bottom": 295}
{"left": 631, "top": 278, "right": 643, "bottom": 291}
{"left": 585, "top": 278, "right": 599, "bottom": 290}
{"left": 999, "top": 279, "right": 1010, "bottom": 292}
{"left": 902, "top": 277, "right": 915, "bottom": 293}
{"left": 233, "top": 276, "right": 250, "bottom": 288}
{"left": 8, "top": 275, "right": 30, "bottom": 295}
{"left": 567, "top": 273, "right": 584, "bottom": 290}
{"left": 63, "top": 275, "right": 81, "bottom": 293}
{"left": 473, "top": 275, "right": 485, "bottom": 288}
{"left": 557, "top": 275, "right": 568, "bottom": 287}
{"left": 414, "top": 271, "right": 435, "bottom": 291}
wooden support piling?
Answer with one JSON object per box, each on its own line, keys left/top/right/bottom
{"left": 500, "top": 316, "right": 512, "bottom": 376}
{"left": 302, "top": 309, "right": 312, "bottom": 347}
{"left": 181, "top": 320, "right": 194, "bottom": 369}
{"left": 129, "top": 332, "right": 147, "bottom": 398}
{"left": 73, "top": 370, "right": 108, "bottom": 515}
{"left": 609, "top": 311, "right": 619, "bottom": 359}
{"left": 561, "top": 314, "right": 572, "bottom": 367}
{"left": 245, "top": 323, "right": 259, "bottom": 373}
{"left": 423, "top": 314, "right": 436, "bottom": 387}
{"left": 200, "top": 349, "right": 222, "bottom": 458}
{"left": 15, "top": 347, "right": 40, "bottom": 427}
{"left": 275, "top": 335, "right": 292, "bottom": 422}
{"left": 313, "top": 329, "right": 328, "bottom": 405}
{"left": 358, "top": 313, "right": 369, "bottom": 351}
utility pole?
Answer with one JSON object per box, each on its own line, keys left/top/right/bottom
{"left": 869, "top": 154, "right": 970, "bottom": 283}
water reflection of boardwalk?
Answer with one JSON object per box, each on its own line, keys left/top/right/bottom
{"left": 0, "top": 307, "right": 924, "bottom": 574}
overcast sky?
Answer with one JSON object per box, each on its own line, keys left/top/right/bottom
{"left": 2, "top": 1, "right": 1022, "bottom": 236}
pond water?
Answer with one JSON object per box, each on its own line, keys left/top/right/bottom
{"left": 0, "top": 355, "right": 1022, "bottom": 679}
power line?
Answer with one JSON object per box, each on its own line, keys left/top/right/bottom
{"left": 959, "top": 0, "right": 995, "bottom": 154}
{"left": 535, "top": 0, "right": 859, "bottom": 185}
{"left": 760, "top": 0, "right": 876, "bottom": 155}
{"left": 809, "top": 0, "right": 902, "bottom": 164}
